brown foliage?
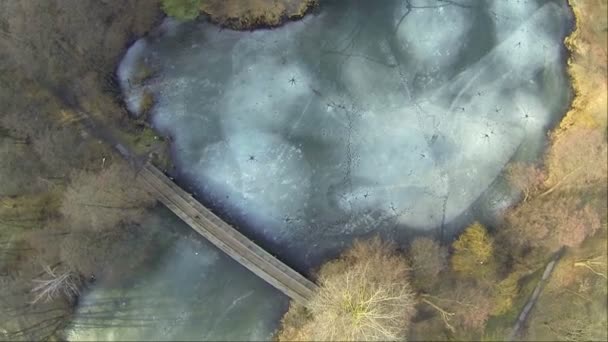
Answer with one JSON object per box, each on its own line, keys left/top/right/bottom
{"left": 275, "top": 303, "right": 311, "bottom": 341}
{"left": 60, "top": 162, "right": 155, "bottom": 231}
{"left": 0, "top": 0, "right": 159, "bottom": 86}
{"left": 544, "top": 127, "right": 607, "bottom": 193}
{"left": 409, "top": 237, "right": 447, "bottom": 291}
{"left": 277, "top": 237, "right": 416, "bottom": 341}
{"left": 559, "top": 0, "right": 607, "bottom": 132}
{"left": 506, "top": 162, "right": 545, "bottom": 201}
{"left": 31, "top": 127, "right": 111, "bottom": 177}
{"left": 200, "top": 0, "right": 316, "bottom": 30}
{"left": 506, "top": 194, "right": 601, "bottom": 251}
{"left": 528, "top": 288, "right": 607, "bottom": 341}
{"left": 452, "top": 283, "right": 493, "bottom": 331}
{"left": 423, "top": 281, "right": 494, "bottom": 335}
{"left": 409, "top": 316, "right": 450, "bottom": 342}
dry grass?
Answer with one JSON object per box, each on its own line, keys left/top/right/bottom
{"left": 277, "top": 237, "right": 416, "bottom": 341}
{"left": 556, "top": 0, "right": 608, "bottom": 135}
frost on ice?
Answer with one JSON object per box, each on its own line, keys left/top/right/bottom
{"left": 119, "top": 0, "right": 572, "bottom": 266}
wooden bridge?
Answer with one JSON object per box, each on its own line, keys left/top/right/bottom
{"left": 138, "top": 162, "right": 318, "bottom": 304}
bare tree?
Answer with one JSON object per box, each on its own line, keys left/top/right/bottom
{"left": 0, "top": 0, "right": 159, "bottom": 87}
{"left": 277, "top": 237, "right": 416, "bottom": 341}
{"left": 506, "top": 194, "right": 601, "bottom": 251}
{"left": 31, "top": 264, "right": 81, "bottom": 305}
{"left": 424, "top": 281, "right": 493, "bottom": 334}
{"left": 60, "top": 162, "right": 155, "bottom": 231}
{"left": 506, "top": 162, "right": 545, "bottom": 202}
{"left": 408, "top": 237, "right": 447, "bottom": 291}
{"left": 0, "top": 249, "right": 73, "bottom": 341}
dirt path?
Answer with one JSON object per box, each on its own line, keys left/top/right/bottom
{"left": 507, "top": 248, "right": 565, "bottom": 341}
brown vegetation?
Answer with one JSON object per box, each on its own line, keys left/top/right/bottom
{"left": 506, "top": 162, "right": 545, "bottom": 202}
{"left": 276, "top": 237, "right": 416, "bottom": 341}
{"left": 420, "top": 284, "right": 493, "bottom": 335}
{"left": 0, "top": 2, "right": 163, "bottom": 339}
{"left": 408, "top": 237, "right": 447, "bottom": 291}
{"left": 527, "top": 238, "right": 607, "bottom": 341}
{"left": 511, "top": 0, "right": 608, "bottom": 339}
{"left": 544, "top": 127, "right": 607, "bottom": 195}
{"left": 506, "top": 194, "right": 601, "bottom": 251}
{"left": 199, "top": 0, "right": 317, "bottom": 30}
{"left": 558, "top": 0, "right": 607, "bottom": 133}
{"left": 60, "top": 163, "right": 155, "bottom": 231}
{"left": 0, "top": 0, "right": 159, "bottom": 87}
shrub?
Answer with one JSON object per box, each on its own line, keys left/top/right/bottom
{"left": 490, "top": 272, "right": 520, "bottom": 316}
{"left": 276, "top": 237, "right": 416, "bottom": 341}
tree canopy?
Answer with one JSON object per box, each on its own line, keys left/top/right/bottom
{"left": 451, "top": 222, "right": 495, "bottom": 279}
{"left": 277, "top": 237, "right": 416, "bottom": 341}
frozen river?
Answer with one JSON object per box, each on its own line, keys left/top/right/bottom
{"left": 68, "top": 0, "right": 573, "bottom": 340}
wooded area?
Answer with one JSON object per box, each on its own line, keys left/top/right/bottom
{"left": 0, "top": 1, "right": 163, "bottom": 340}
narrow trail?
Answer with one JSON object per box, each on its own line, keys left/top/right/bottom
{"left": 507, "top": 248, "right": 565, "bottom": 341}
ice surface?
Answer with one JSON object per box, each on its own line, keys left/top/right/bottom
{"left": 66, "top": 214, "right": 286, "bottom": 341}
{"left": 120, "top": 0, "right": 572, "bottom": 265}
{"left": 103, "top": 0, "right": 574, "bottom": 339}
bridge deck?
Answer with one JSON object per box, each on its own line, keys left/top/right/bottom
{"left": 138, "top": 163, "right": 318, "bottom": 304}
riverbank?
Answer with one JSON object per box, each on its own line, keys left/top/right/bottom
{"left": 521, "top": 1, "right": 608, "bottom": 339}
